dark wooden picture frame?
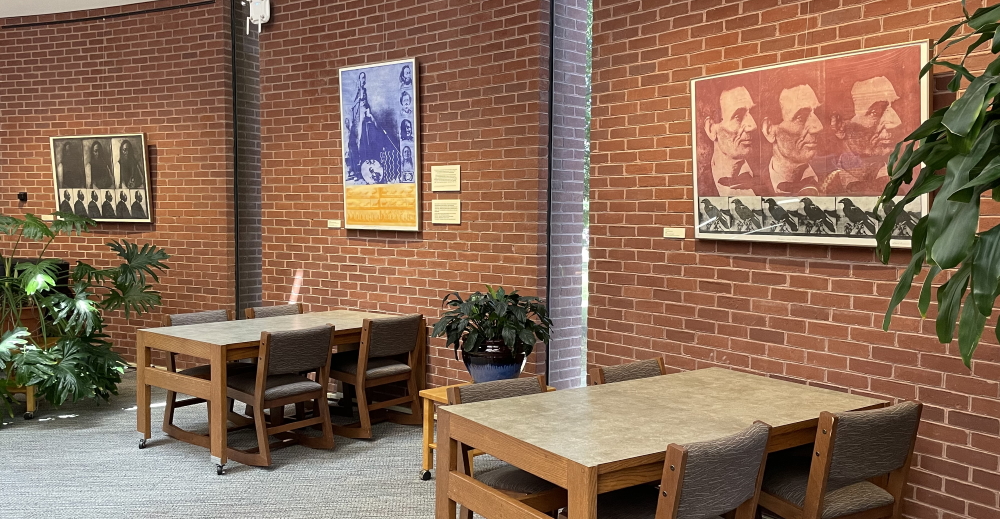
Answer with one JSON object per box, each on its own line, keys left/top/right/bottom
{"left": 49, "top": 133, "right": 151, "bottom": 223}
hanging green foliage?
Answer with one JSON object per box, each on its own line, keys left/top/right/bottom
{"left": 0, "top": 212, "right": 169, "bottom": 418}
{"left": 878, "top": 2, "right": 1000, "bottom": 367}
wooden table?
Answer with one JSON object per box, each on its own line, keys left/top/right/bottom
{"left": 135, "top": 309, "right": 395, "bottom": 473}
{"left": 435, "top": 367, "right": 887, "bottom": 519}
{"left": 419, "top": 382, "right": 556, "bottom": 481}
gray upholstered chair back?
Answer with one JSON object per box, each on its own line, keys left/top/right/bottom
{"left": 827, "top": 401, "right": 921, "bottom": 487}
{"left": 675, "top": 422, "right": 770, "bottom": 519}
{"left": 265, "top": 325, "right": 333, "bottom": 376}
{"left": 602, "top": 359, "right": 662, "bottom": 384}
{"left": 367, "top": 314, "right": 423, "bottom": 358}
{"left": 456, "top": 377, "right": 543, "bottom": 404}
{"left": 252, "top": 304, "right": 301, "bottom": 319}
{"left": 167, "top": 309, "right": 229, "bottom": 326}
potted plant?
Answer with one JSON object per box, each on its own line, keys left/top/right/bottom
{"left": 0, "top": 212, "right": 169, "bottom": 420}
{"left": 877, "top": 4, "right": 1000, "bottom": 368}
{"left": 432, "top": 286, "right": 552, "bottom": 383}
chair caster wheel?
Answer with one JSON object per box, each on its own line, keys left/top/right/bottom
{"left": 139, "top": 438, "right": 147, "bottom": 449}
{"left": 216, "top": 464, "right": 227, "bottom": 475}
{"left": 23, "top": 412, "right": 33, "bottom": 419}
{"left": 421, "top": 470, "right": 432, "bottom": 481}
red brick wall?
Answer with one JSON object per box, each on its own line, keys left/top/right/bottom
{"left": 0, "top": 0, "right": 235, "bottom": 366}
{"left": 257, "top": 0, "right": 553, "bottom": 387}
{"left": 591, "top": 1, "right": 1000, "bottom": 518}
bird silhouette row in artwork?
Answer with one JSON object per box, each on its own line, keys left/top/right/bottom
{"left": 837, "top": 199, "right": 875, "bottom": 235}
{"left": 699, "top": 198, "right": 919, "bottom": 237}
{"left": 881, "top": 199, "right": 919, "bottom": 237}
{"left": 700, "top": 198, "right": 768, "bottom": 233}
{"left": 732, "top": 199, "right": 760, "bottom": 232}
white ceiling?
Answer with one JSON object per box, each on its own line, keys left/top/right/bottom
{"left": 2, "top": 0, "right": 153, "bottom": 18}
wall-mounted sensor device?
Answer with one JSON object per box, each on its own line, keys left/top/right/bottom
{"left": 17, "top": 192, "right": 27, "bottom": 202}
{"left": 244, "top": 0, "right": 270, "bottom": 34}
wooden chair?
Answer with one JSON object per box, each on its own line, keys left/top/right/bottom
{"left": 244, "top": 302, "right": 303, "bottom": 319}
{"left": 590, "top": 358, "right": 666, "bottom": 385}
{"left": 243, "top": 303, "right": 305, "bottom": 417}
{"left": 224, "top": 324, "right": 336, "bottom": 467}
{"left": 329, "top": 313, "right": 425, "bottom": 439}
{"left": 162, "top": 309, "right": 251, "bottom": 447}
{"left": 758, "top": 401, "right": 922, "bottom": 519}
{"left": 593, "top": 421, "right": 771, "bottom": 519}
{"left": 448, "top": 375, "right": 567, "bottom": 519}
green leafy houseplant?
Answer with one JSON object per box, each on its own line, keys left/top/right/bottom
{"left": 878, "top": 2, "right": 1000, "bottom": 368}
{"left": 0, "top": 212, "right": 169, "bottom": 418}
{"left": 432, "top": 286, "right": 552, "bottom": 358}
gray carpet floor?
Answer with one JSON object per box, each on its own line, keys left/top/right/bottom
{"left": 0, "top": 369, "right": 447, "bottom": 519}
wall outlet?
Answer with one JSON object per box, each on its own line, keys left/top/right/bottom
{"left": 327, "top": 219, "right": 342, "bottom": 228}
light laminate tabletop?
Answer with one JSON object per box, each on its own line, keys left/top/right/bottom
{"left": 445, "top": 367, "right": 886, "bottom": 467}
{"left": 138, "top": 309, "right": 389, "bottom": 345}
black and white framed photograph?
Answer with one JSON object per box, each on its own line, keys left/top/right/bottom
{"left": 50, "top": 133, "right": 151, "bottom": 223}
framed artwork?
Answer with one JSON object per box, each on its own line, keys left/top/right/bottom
{"left": 49, "top": 134, "right": 151, "bottom": 223}
{"left": 339, "top": 58, "right": 420, "bottom": 231}
{"left": 691, "top": 42, "right": 930, "bottom": 247}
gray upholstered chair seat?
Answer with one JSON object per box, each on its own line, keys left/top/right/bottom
{"left": 327, "top": 314, "right": 424, "bottom": 440}
{"left": 222, "top": 324, "right": 335, "bottom": 466}
{"left": 162, "top": 309, "right": 236, "bottom": 437}
{"left": 448, "top": 377, "right": 560, "bottom": 512}
{"left": 227, "top": 372, "right": 323, "bottom": 400}
{"left": 602, "top": 359, "right": 663, "bottom": 384}
{"left": 331, "top": 355, "right": 411, "bottom": 378}
{"left": 762, "top": 460, "right": 894, "bottom": 519}
{"left": 475, "top": 464, "right": 556, "bottom": 495}
{"left": 179, "top": 362, "right": 255, "bottom": 380}
{"left": 249, "top": 304, "right": 302, "bottom": 319}
{"left": 457, "top": 377, "right": 543, "bottom": 402}
{"left": 169, "top": 309, "right": 229, "bottom": 326}
{"left": 596, "top": 485, "right": 725, "bottom": 519}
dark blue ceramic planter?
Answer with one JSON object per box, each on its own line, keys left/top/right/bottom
{"left": 462, "top": 349, "right": 526, "bottom": 383}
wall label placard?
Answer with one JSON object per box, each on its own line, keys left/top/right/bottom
{"left": 662, "top": 227, "right": 686, "bottom": 239}
{"left": 431, "top": 165, "right": 461, "bottom": 192}
{"left": 431, "top": 199, "right": 461, "bottom": 224}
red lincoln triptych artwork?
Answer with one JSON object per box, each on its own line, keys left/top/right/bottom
{"left": 691, "top": 42, "right": 929, "bottom": 247}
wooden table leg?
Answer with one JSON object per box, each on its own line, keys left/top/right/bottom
{"left": 435, "top": 410, "right": 457, "bottom": 519}
{"left": 417, "top": 326, "right": 427, "bottom": 392}
{"left": 210, "top": 346, "right": 228, "bottom": 474}
{"left": 330, "top": 382, "right": 356, "bottom": 417}
{"left": 24, "top": 385, "right": 35, "bottom": 418}
{"left": 422, "top": 395, "right": 434, "bottom": 479}
{"left": 329, "top": 343, "right": 360, "bottom": 417}
{"left": 567, "top": 462, "right": 598, "bottom": 519}
{"left": 136, "top": 332, "right": 151, "bottom": 448}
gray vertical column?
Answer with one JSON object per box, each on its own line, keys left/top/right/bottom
{"left": 547, "top": 0, "right": 590, "bottom": 389}
{"left": 234, "top": 6, "right": 263, "bottom": 315}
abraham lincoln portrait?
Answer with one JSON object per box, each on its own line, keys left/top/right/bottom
{"left": 691, "top": 42, "right": 929, "bottom": 247}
